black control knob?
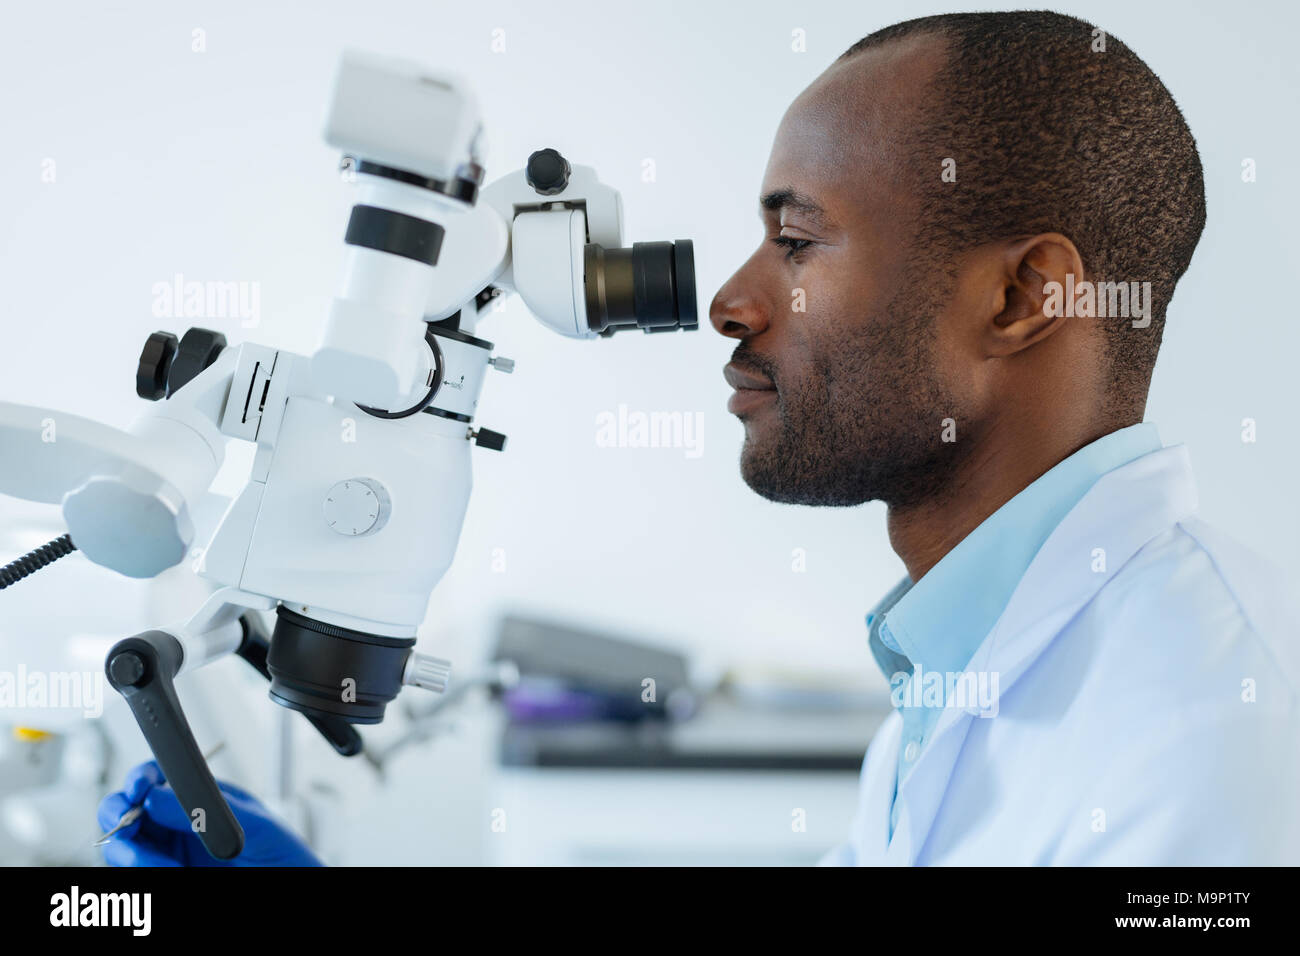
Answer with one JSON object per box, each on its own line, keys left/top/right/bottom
{"left": 525, "top": 148, "right": 571, "bottom": 196}
{"left": 108, "top": 650, "right": 147, "bottom": 687}
{"left": 167, "top": 327, "right": 228, "bottom": 397}
{"left": 136, "top": 331, "right": 179, "bottom": 401}
{"left": 472, "top": 427, "right": 507, "bottom": 452}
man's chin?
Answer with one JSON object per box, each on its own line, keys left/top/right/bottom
{"left": 739, "top": 442, "right": 815, "bottom": 505}
{"left": 738, "top": 438, "right": 877, "bottom": 507}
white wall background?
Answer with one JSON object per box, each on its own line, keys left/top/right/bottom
{"left": 1, "top": 0, "right": 1296, "bottom": 863}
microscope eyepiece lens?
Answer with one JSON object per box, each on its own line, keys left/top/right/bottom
{"left": 583, "top": 238, "right": 697, "bottom": 335}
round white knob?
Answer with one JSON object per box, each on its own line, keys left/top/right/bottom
{"left": 403, "top": 652, "right": 452, "bottom": 693}
{"left": 323, "top": 478, "right": 391, "bottom": 536}
{"left": 62, "top": 465, "right": 194, "bottom": 577}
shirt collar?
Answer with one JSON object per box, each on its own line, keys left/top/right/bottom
{"left": 867, "top": 422, "right": 1163, "bottom": 678}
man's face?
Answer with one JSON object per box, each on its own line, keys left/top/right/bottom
{"left": 709, "top": 38, "right": 971, "bottom": 508}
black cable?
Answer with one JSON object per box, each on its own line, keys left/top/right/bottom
{"left": 354, "top": 327, "right": 446, "bottom": 420}
{"left": 0, "top": 533, "right": 77, "bottom": 589}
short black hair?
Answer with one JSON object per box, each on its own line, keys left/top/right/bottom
{"left": 839, "top": 11, "right": 1206, "bottom": 411}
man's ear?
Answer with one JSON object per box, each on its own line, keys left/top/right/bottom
{"left": 982, "top": 233, "right": 1085, "bottom": 358}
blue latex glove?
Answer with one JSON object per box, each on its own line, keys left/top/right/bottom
{"left": 97, "top": 759, "right": 323, "bottom": 867}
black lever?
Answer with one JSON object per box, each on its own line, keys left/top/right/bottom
{"left": 105, "top": 631, "right": 245, "bottom": 860}
{"left": 235, "top": 613, "right": 364, "bottom": 756}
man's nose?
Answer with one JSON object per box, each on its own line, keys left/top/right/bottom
{"left": 709, "top": 277, "right": 770, "bottom": 339}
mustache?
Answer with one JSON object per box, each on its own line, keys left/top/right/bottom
{"left": 730, "top": 343, "right": 780, "bottom": 390}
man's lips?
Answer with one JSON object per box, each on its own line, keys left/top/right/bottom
{"left": 724, "top": 363, "right": 775, "bottom": 391}
{"left": 724, "top": 362, "right": 777, "bottom": 416}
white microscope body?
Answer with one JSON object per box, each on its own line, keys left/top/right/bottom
{"left": 0, "top": 49, "right": 696, "bottom": 859}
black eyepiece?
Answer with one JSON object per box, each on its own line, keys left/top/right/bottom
{"left": 584, "top": 239, "right": 697, "bottom": 336}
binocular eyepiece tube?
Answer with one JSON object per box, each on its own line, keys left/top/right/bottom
{"left": 584, "top": 239, "right": 697, "bottom": 336}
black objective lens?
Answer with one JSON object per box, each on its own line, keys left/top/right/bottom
{"left": 266, "top": 606, "right": 413, "bottom": 724}
{"left": 584, "top": 239, "right": 698, "bottom": 335}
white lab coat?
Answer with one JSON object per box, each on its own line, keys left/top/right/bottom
{"left": 824, "top": 444, "right": 1300, "bottom": 865}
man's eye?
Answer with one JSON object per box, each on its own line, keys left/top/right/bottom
{"left": 770, "top": 235, "right": 813, "bottom": 259}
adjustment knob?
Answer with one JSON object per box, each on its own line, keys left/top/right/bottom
{"left": 323, "top": 478, "right": 392, "bottom": 536}
{"left": 402, "top": 652, "right": 452, "bottom": 694}
{"left": 471, "top": 427, "right": 507, "bottom": 452}
{"left": 62, "top": 466, "right": 194, "bottom": 577}
{"left": 168, "top": 327, "right": 228, "bottom": 396}
{"left": 525, "top": 148, "right": 570, "bottom": 196}
{"left": 137, "top": 331, "right": 179, "bottom": 400}
{"left": 108, "top": 650, "right": 147, "bottom": 687}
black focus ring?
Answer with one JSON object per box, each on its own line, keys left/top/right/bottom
{"left": 354, "top": 160, "right": 478, "bottom": 205}
{"left": 275, "top": 606, "right": 415, "bottom": 649}
{"left": 345, "top": 204, "right": 445, "bottom": 266}
{"left": 422, "top": 406, "right": 472, "bottom": 423}
{"left": 632, "top": 242, "right": 680, "bottom": 328}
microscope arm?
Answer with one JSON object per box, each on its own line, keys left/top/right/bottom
{"left": 0, "top": 401, "right": 159, "bottom": 506}
{"left": 0, "top": 345, "right": 237, "bottom": 579}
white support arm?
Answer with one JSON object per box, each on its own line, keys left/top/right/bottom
{"left": 0, "top": 346, "right": 238, "bottom": 578}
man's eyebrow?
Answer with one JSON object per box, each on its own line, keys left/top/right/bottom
{"left": 760, "top": 188, "right": 832, "bottom": 226}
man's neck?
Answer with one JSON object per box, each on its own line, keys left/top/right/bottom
{"left": 886, "top": 418, "right": 1123, "bottom": 583}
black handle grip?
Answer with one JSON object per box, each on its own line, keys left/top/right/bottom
{"left": 105, "top": 631, "right": 245, "bottom": 860}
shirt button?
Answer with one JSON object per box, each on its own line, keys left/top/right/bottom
{"left": 903, "top": 740, "right": 920, "bottom": 762}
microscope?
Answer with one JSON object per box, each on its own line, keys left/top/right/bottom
{"left": 0, "top": 50, "right": 697, "bottom": 859}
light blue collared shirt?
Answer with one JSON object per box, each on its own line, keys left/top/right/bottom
{"left": 866, "top": 423, "right": 1164, "bottom": 838}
